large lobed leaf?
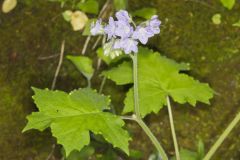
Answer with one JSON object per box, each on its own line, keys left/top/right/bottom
{"left": 23, "top": 88, "right": 130, "bottom": 156}
{"left": 103, "top": 47, "right": 213, "bottom": 117}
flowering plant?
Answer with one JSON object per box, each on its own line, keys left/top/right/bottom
{"left": 24, "top": 8, "right": 240, "bottom": 160}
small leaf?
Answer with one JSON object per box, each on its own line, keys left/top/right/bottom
{"left": 232, "top": 20, "right": 240, "bottom": 27}
{"left": 220, "top": 0, "right": 235, "bottom": 10}
{"left": 97, "top": 47, "right": 112, "bottom": 65}
{"left": 132, "top": 8, "right": 157, "bottom": 19}
{"left": 23, "top": 88, "right": 130, "bottom": 156}
{"left": 62, "top": 10, "right": 73, "bottom": 22}
{"left": 197, "top": 139, "right": 205, "bottom": 159}
{"left": 113, "top": 0, "right": 127, "bottom": 10}
{"left": 212, "top": 14, "right": 221, "bottom": 25}
{"left": 67, "top": 55, "right": 94, "bottom": 79}
{"left": 171, "top": 149, "right": 198, "bottom": 160}
{"left": 82, "top": 19, "right": 96, "bottom": 36}
{"left": 77, "top": 0, "right": 99, "bottom": 14}
{"left": 102, "top": 61, "right": 133, "bottom": 85}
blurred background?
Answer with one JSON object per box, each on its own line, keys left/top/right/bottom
{"left": 0, "top": 0, "right": 240, "bottom": 159}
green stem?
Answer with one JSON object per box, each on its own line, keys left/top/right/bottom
{"left": 135, "top": 117, "right": 169, "bottom": 160}
{"left": 166, "top": 96, "right": 180, "bottom": 160}
{"left": 132, "top": 53, "right": 141, "bottom": 118}
{"left": 203, "top": 111, "right": 240, "bottom": 160}
{"left": 99, "top": 76, "right": 106, "bottom": 94}
{"left": 87, "top": 77, "right": 91, "bottom": 88}
{"left": 131, "top": 53, "right": 168, "bottom": 160}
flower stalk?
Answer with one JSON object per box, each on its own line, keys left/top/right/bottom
{"left": 131, "top": 53, "right": 168, "bottom": 160}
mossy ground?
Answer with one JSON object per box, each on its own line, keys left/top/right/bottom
{"left": 0, "top": 0, "right": 239, "bottom": 159}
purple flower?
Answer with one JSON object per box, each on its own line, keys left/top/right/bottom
{"left": 113, "top": 38, "right": 138, "bottom": 54}
{"left": 115, "top": 20, "right": 133, "bottom": 38}
{"left": 132, "top": 26, "right": 154, "bottom": 44}
{"left": 147, "top": 15, "right": 161, "bottom": 34}
{"left": 104, "top": 17, "right": 117, "bottom": 40}
{"left": 116, "top": 10, "right": 131, "bottom": 22}
{"left": 90, "top": 19, "right": 104, "bottom": 35}
{"left": 90, "top": 10, "right": 161, "bottom": 56}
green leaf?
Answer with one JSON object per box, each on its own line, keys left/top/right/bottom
{"left": 67, "top": 55, "right": 94, "bottom": 79}
{"left": 97, "top": 47, "right": 113, "bottom": 65}
{"left": 220, "top": 0, "right": 235, "bottom": 10}
{"left": 197, "top": 139, "right": 205, "bottom": 159}
{"left": 129, "top": 149, "right": 143, "bottom": 159}
{"left": 113, "top": 0, "right": 127, "bottom": 10}
{"left": 23, "top": 88, "right": 130, "bottom": 156}
{"left": 102, "top": 61, "right": 133, "bottom": 85}
{"left": 106, "top": 47, "right": 213, "bottom": 117}
{"left": 132, "top": 8, "right": 157, "bottom": 19}
{"left": 77, "top": 0, "right": 99, "bottom": 14}
{"left": 232, "top": 20, "right": 240, "bottom": 27}
{"left": 82, "top": 18, "right": 96, "bottom": 36}
{"left": 62, "top": 10, "right": 73, "bottom": 22}
{"left": 212, "top": 14, "right": 221, "bottom": 25}
{"left": 171, "top": 149, "right": 199, "bottom": 160}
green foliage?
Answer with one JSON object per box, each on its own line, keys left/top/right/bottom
{"left": 102, "top": 47, "right": 213, "bottom": 117}
{"left": 62, "top": 146, "right": 95, "bottom": 160}
{"left": 62, "top": 10, "right": 72, "bottom": 22}
{"left": 23, "top": 88, "right": 130, "bottom": 156}
{"left": 102, "top": 61, "right": 133, "bottom": 85}
{"left": 77, "top": 0, "right": 99, "bottom": 15}
{"left": 171, "top": 139, "right": 205, "bottom": 160}
{"left": 132, "top": 8, "right": 157, "bottom": 19}
{"left": 114, "top": 0, "right": 127, "bottom": 10}
{"left": 82, "top": 19, "right": 97, "bottom": 36}
{"left": 129, "top": 149, "right": 143, "bottom": 159}
{"left": 197, "top": 139, "right": 205, "bottom": 159}
{"left": 220, "top": 0, "right": 235, "bottom": 10}
{"left": 212, "top": 14, "right": 221, "bottom": 25}
{"left": 97, "top": 47, "right": 112, "bottom": 65}
{"left": 232, "top": 20, "right": 240, "bottom": 27}
{"left": 67, "top": 55, "right": 94, "bottom": 79}
{"left": 172, "top": 149, "right": 199, "bottom": 160}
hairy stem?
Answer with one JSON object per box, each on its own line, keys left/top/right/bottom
{"left": 87, "top": 77, "right": 91, "bottom": 88}
{"left": 135, "top": 117, "right": 169, "bottom": 160}
{"left": 132, "top": 53, "right": 141, "bottom": 118}
{"left": 203, "top": 111, "right": 240, "bottom": 160}
{"left": 166, "top": 96, "right": 180, "bottom": 160}
{"left": 131, "top": 53, "right": 168, "bottom": 160}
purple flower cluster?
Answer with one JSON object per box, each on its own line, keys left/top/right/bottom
{"left": 91, "top": 10, "right": 161, "bottom": 55}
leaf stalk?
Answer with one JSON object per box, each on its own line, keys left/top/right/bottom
{"left": 166, "top": 96, "right": 180, "bottom": 160}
